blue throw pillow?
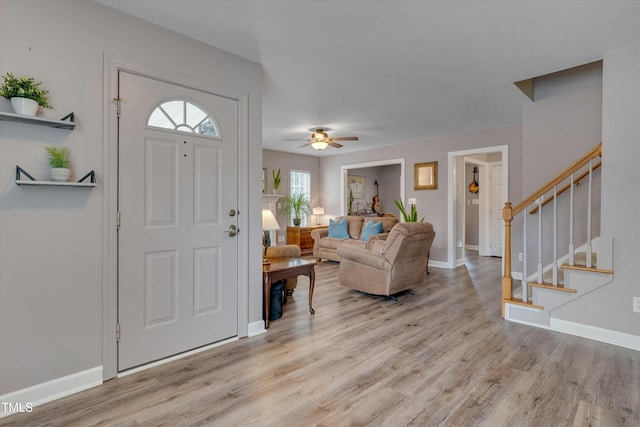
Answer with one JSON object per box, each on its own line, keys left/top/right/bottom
{"left": 328, "top": 218, "right": 350, "bottom": 238}
{"left": 361, "top": 220, "right": 383, "bottom": 240}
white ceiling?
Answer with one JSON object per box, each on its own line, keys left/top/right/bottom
{"left": 97, "top": 0, "right": 640, "bottom": 156}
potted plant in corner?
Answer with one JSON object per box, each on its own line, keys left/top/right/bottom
{"left": 279, "top": 192, "right": 311, "bottom": 226}
{"left": 272, "top": 168, "right": 281, "bottom": 194}
{"left": 45, "top": 146, "right": 71, "bottom": 182}
{"left": 0, "top": 73, "right": 52, "bottom": 116}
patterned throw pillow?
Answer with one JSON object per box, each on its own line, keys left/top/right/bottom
{"left": 328, "top": 218, "right": 350, "bottom": 238}
{"left": 360, "top": 220, "right": 383, "bottom": 240}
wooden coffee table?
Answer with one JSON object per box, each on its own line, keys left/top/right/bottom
{"left": 262, "top": 257, "right": 316, "bottom": 328}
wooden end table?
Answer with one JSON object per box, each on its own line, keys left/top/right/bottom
{"left": 262, "top": 257, "right": 316, "bottom": 329}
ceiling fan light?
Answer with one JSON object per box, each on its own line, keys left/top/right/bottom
{"left": 312, "top": 130, "right": 327, "bottom": 142}
{"left": 311, "top": 141, "right": 329, "bottom": 150}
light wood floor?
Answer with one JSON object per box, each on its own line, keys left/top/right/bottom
{"left": 3, "top": 252, "right": 639, "bottom": 426}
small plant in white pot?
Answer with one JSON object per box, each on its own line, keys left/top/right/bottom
{"left": 0, "top": 73, "right": 52, "bottom": 116}
{"left": 45, "top": 146, "right": 71, "bottom": 182}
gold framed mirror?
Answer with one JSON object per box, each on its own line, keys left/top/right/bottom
{"left": 414, "top": 161, "right": 438, "bottom": 190}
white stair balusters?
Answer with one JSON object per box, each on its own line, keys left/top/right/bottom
{"left": 569, "top": 172, "right": 575, "bottom": 266}
{"left": 522, "top": 208, "right": 528, "bottom": 301}
{"left": 586, "top": 160, "right": 593, "bottom": 268}
{"left": 537, "top": 197, "right": 543, "bottom": 284}
{"left": 552, "top": 185, "right": 558, "bottom": 286}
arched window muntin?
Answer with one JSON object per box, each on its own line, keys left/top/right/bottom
{"left": 146, "top": 98, "right": 221, "bottom": 140}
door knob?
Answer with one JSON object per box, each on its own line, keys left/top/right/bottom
{"left": 228, "top": 209, "right": 237, "bottom": 217}
{"left": 225, "top": 224, "right": 238, "bottom": 237}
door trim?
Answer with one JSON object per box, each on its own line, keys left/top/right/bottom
{"left": 102, "top": 52, "right": 250, "bottom": 380}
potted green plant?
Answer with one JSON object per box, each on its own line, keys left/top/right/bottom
{"left": 279, "top": 192, "right": 311, "bottom": 226}
{"left": 0, "top": 73, "right": 52, "bottom": 116}
{"left": 394, "top": 199, "right": 424, "bottom": 222}
{"left": 45, "top": 146, "right": 71, "bottom": 182}
{"left": 272, "top": 168, "right": 281, "bottom": 194}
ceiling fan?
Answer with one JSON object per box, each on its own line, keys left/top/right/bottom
{"left": 284, "top": 128, "right": 359, "bottom": 151}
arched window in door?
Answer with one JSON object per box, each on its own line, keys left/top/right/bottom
{"left": 147, "top": 99, "right": 220, "bottom": 138}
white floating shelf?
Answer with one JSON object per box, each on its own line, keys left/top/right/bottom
{"left": 0, "top": 111, "right": 76, "bottom": 130}
{"left": 16, "top": 179, "right": 96, "bottom": 188}
{"left": 15, "top": 166, "right": 96, "bottom": 188}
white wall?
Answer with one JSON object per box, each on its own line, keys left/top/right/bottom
{"left": 320, "top": 126, "right": 522, "bottom": 263}
{"left": 553, "top": 46, "right": 640, "bottom": 337}
{"left": 0, "top": 0, "right": 262, "bottom": 396}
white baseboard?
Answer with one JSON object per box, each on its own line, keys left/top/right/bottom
{"left": 550, "top": 318, "right": 640, "bottom": 351}
{"left": 0, "top": 366, "right": 102, "bottom": 419}
{"left": 248, "top": 320, "right": 267, "bottom": 337}
{"left": 465, "top": 244, "right": 479, "bottom": 251}
{"left": 428, "top": 260, "right": 449, "bottom": 270}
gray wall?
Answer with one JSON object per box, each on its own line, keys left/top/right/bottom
{"left": 519, "top": 62, "right": 602, "bottom": 275}
{"left": 0, "top": 0, "right": 262, "bottom": 394}
{"left": 320, "top": 126, "right": 522, "bottom": 263}
{"left": 522, "top": 62, "right": 603, "bottom": 195}
{"left": 553, "top": 46, "right": 640, "bottom": 336}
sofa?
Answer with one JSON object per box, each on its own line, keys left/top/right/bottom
{"left": 311, "top": 215, "right": 399, "bottom": 262}
{"left": 337, "top": 222, "right": 436, "bottom": 297}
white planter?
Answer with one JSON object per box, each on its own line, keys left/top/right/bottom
{"left": 50, "top": 168, "right": 71, "bottom": 182}
{"left": 10, "top": 97, "right": 39, "bottom": 116}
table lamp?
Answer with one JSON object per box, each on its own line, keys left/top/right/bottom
{"left": 312, "top": 207, "right": 324, "bottom": 225}
{"left": 262, "top": 209, "right": 280, "bottom": 264}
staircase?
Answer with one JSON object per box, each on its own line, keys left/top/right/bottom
{"left": 501, "top": 143, "right": 613, "bottom": 328}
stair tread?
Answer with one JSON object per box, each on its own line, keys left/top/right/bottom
{"left": 502, "top": 298, "right": 543, "bottom": 310}
{"left": 561, "top": 263, "right": 613, "bottom": 274}
{"left": 529, "top": 281, "right": 577, "bottom": 293}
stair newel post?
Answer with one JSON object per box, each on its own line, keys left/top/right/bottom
{"left": 502, "top": 202, "right": 513, "bottom": 317}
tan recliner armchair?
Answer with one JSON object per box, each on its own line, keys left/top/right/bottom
{"left": 337, "top": 222, "right": 435, "bottom": 297}
{"left": 265, "top": 245, "right": 301, "bottom": 301}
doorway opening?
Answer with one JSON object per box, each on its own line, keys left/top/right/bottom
{"left": 447, "top": 146, "right": 508, "bottom": 269}
{"left": 340, "top": 159, "right": 405, "bottom": 217}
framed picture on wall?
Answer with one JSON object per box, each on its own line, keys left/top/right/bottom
{"left": 347, "top": 175, "right": 365, "bottom": 199}
{"left": 414, "top": 161, "right": 438, "bottom": 190}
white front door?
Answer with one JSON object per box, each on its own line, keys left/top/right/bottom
{"left": 117, "top": 71, "right": 239, "bottom": 371}
{"left": 490, "top": 164, "right": 504, "bottom": 257}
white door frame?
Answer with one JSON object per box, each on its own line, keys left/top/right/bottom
{"left": 462, "top": 157, "right": 486, "bottom": 254}
{"left": 340, "top": 159, "right": 405, "bottom": 215}
{"left": 102, "top": 53, "right": 250, "bottom": 380}
{"left": 447, "top": 145, "right": 508, "bottom": 269}
{"left": 487, "top": 161, "right": 504, "bottom": 257}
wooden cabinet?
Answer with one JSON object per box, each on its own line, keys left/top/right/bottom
{"left": 286, "top": 226, "right": 326, "bottom": 256}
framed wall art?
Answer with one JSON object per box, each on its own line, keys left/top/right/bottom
{"left": 414, "top": 161, "right": 438, "bottom": 190}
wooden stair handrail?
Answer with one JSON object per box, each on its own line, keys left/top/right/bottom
{"left": 501, "top": 142, "right": 602, "bottom": 316}
{"left": 511, "top": 143, "right": 601, "bottom": 218}
{"left": 529, "top": 161, "right": 602, "bottom": 214}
